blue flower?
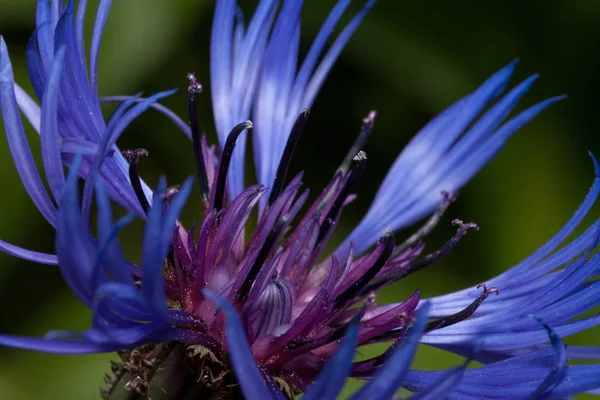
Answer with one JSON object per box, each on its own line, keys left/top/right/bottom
{"left": 0, "top": 0, "right": 184, "bottom": 266}
{"left": 0, "top": 0, "right": 599, "bottom": 399}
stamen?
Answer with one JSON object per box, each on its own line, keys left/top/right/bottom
{"left": 338, "top": 111, "right": 376, "bottom": 175}
{"left": 122, "top": 149, "right": 150, "bottom": 215}
{"left": 187, "top": 73, "right": 210, "bottom": 207}
{"left": 334, "top": 229, "right": 394, "bottom": 309}
{"left": 363, "top": 219, "right": 478, "bottom": 294}
{"left": 393, "top": 191, "right": 456, "bottom": 257}
{"left": 312, "top": 111, "right": 374, "bottom": 218}
{"left": 212, "top": 121, "right": 253, "bottom": 211}
{"left": 268, "top": 109, "right": 310, "bottom": 206}
{"left": 237, "top": 214, "right": 289, "bottom": 302}
{"left": 426, "top": 283, "right": 499, "bottom": 331}
{"left": 401, "top": 219, "right": 479, "bottom": 279}
{"left": 316, "top": 151, "right": 367, "bottom": 244}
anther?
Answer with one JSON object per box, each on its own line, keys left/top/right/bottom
{"left": 162, "top": 186, "right": 180, "bottom": 203}
{"left": 187, "top": 73, "right": 210, "bottom": 207}
{"left": 212, "top": 121, "right": 253, "bottom": 211}
{"left": 187, "top": 73, "right": 203, "bottom": 93}
{"left": 367, "top": 292, "right": 377, "bottom": 306}
{"left": 122, "top": 149, "right": 151, "bottom": 215}
{"left": 426, "top": 283, "right": 499, "bottom": 332}
{"left": 268, "top": 109, "right": 310, "bottom": 206}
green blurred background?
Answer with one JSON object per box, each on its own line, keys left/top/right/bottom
{"left": 1, "top": 0, "right": 599, "bottom": 399}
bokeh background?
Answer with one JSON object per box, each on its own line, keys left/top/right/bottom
{"left": 1, "top": 0, "right": 599, "bottom": 399}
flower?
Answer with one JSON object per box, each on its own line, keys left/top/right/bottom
{"left": 1, "top": 0, "right": 599, "bottom": 399}
{"left": 0, "top": 0, "right": 175, "bottom": 266}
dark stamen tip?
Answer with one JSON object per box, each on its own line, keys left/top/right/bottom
{"left": 187, "top": 73, "right": 203, "bottom": 93}
{"left": 393, "top": 191, "right": 456, "bottom": 257}
{"left": 162, "top": 185, "right": 180, "bottom": 201}
{"left": 424, "top": 282, "right": 499, "bottom": 332}
{"left": 367, "top": 292, "right": 377, "bottom": 306}
{"left": 123, "top": 148, "right": 151, "bottom": 215}
{"left": 316, "top": 151, "right": 367, "bottom": 245}
{"left": 122, "top": 148, "right": 149, "bottom": 163}
{"left": 441, "top": 190, "right": 457, "bottom": 204}
{"left": 362, "top": 110, "right": 377, "bottom": 127}
{"left": 187, "top": 75, "right": 210, "bottom": 205}
{"left": 353, "top": 150, "right": 367, "bottom": 162}
{"left": 452, "top": 219, "right": 480, "bottom": 235}
{"left": 477, "top": 283, "right": 500, "bottom": 297}
{"left": 338, "top": 112, "right": 376, "bottom": 174}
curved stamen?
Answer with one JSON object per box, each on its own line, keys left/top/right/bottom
{"left": 317, "top": 151, "right": 367, "bottom": 244}
{"left": 393, "top": 191, "right": 456, "bottom": 257}
{"left": 122, "top": 148, "right": 150, "bottom": 215}
{"left": 402, "top": 219, "right": 479, "bottom": 278}
{"left": 212, "top": 121, "right": 253, "bottom": 211}
{"left": 363, "top": 220, "right": 478, "bottom": 294}
{"left": 425, "top": 283, "right": 500, "bottom": 331}
{"left": 187, "top": 73, "right": 210, "bottom": 206}
{"left": 268, "top": 109, "right": 310, "bottom": 206}
{"left": 334, "top": 229, "right": 395, "bottom": 309}
{"left": 338, "top": 110, "right": 376, "bottom": 175}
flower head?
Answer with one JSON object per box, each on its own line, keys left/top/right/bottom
{"left": 0, "top": 1, "right": 599, "bottom": 399}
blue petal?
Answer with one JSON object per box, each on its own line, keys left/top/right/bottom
{"left": 253, "top": 0, "right": 376, "bottom": 209}
{"left": 75, "top": 0, "right": 89, "bottom": 77}
{"left": 40, "top": 45, "right": 67, "bottom": 202}
{"left": 54, "top": 0, "right": 104, "bottom": 142}
{"left": 94, "top": 179, "right": 136, "bottom": 285}
{"left": 204, "top": 290, "right": 276, "bottom": 399}
{"left": 89, "top": 0, "right": 113, "bottom": 101}
{"left": 424, "top": 155, "right": 600, "bottom": 319}
{"left": 100, "top": 95, "right": 191, "bottom": 138}
{"left": 350, "top": 303, "right": 430, "bottom": 400}
{"left": 0, "top": 239, "right": 58, "bottom": 265}
{"left": 56, "top": 156, "right": 97, "bottom": 306}
{"left": 339, "top": 63, "right": 562, "bottom": 257}
{"left": 81, "top": 89, "right": 177, "bottom": 222}
{"left": 524, "top": 316, "right": 567, "bottom": 399}
{"left": 403, "top": 345, "right": 600, "bottom": 398}
{"left": 141, "top": 177, "right": 193, "bottom": 314}
{"left": 0, "top": 334, "right": 123, "bottom": 354}
{"left": 0, "top": 36, "right": 58, "bottom": 226}
{"left": 407, "top": 362, "right": 469, "bottom": 399}
{"left": 35, "top": 0, "right": 57, "bottom": 70}
{"left": 303, "top": 323, "right": 359, "bottom": 400}
{"left": 60, "top": 137, "right": 102, "bottom": 155}
{"left": 13, "top": 82, "right": 41, "bottom": 132}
